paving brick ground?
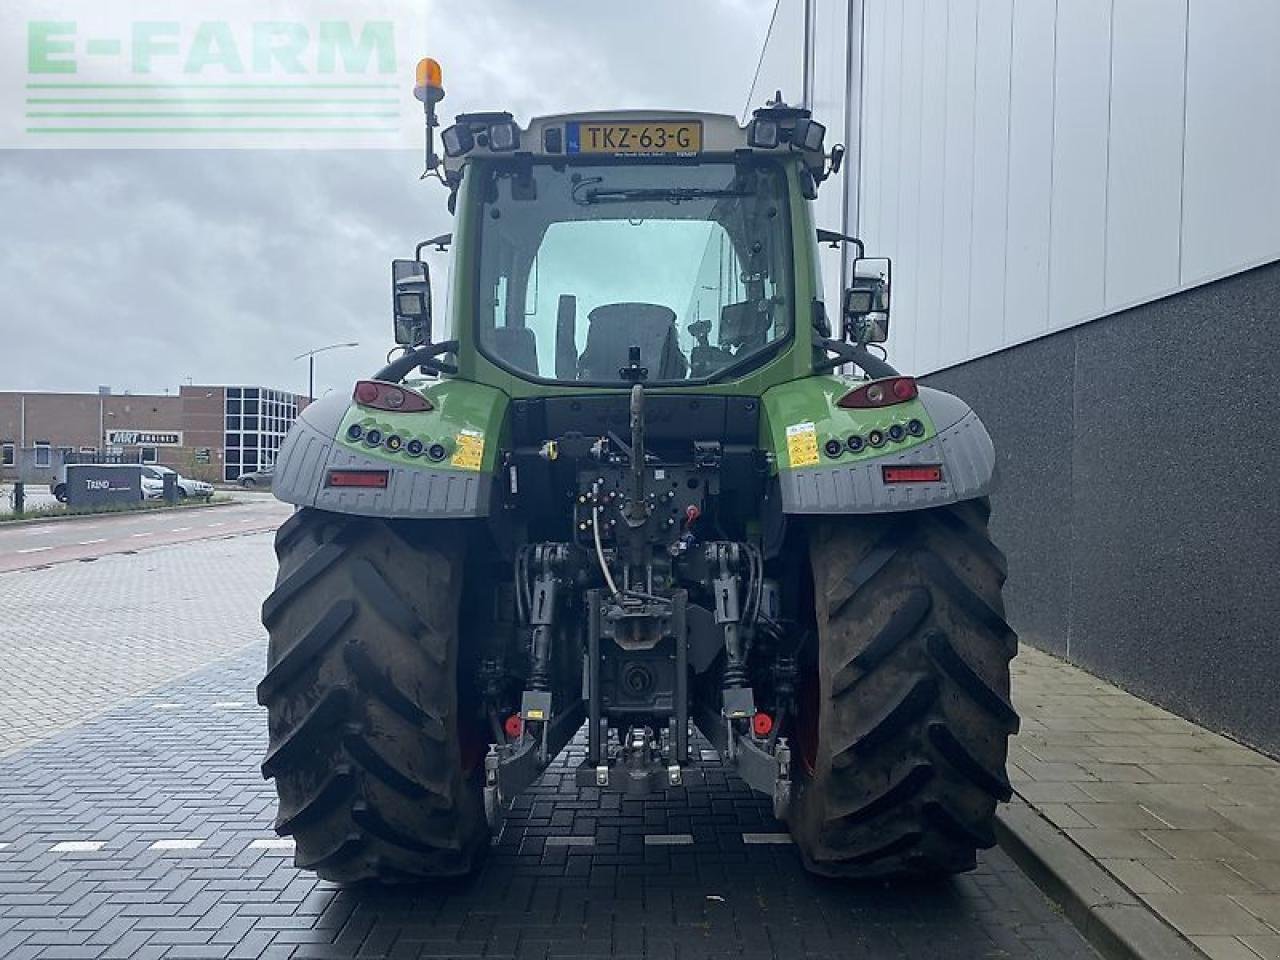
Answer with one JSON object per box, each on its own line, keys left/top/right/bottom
{"left": 0, "top": 531, "right": 1099, "bottom": 959}
{"left": 0, "top": 533, "right": 274, "bottom": 756}
{"left": 1011, "top": 647, "right": 1280, "bottom": 960}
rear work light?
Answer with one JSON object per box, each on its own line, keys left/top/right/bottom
{"left": 882, "top": 465, "right": 943, "bottom": 484}
{"left": 326, "top": 469, "right": 389, "bottom": 489}
{"left": 353, "top": 380, "right": 432, "bottom": 413}
{"left": 837, "top": 376, "right": 918, "bottom": 409}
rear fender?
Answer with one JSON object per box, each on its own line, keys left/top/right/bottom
{"left": 273, "top": 380, "right": 507, "bottom": 518}
{"left": 761, "top": 375, "right": 996, "bottom": 514}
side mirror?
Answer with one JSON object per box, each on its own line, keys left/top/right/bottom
{"left": 391, "top": 258, "right": 432, "bottom": 346}
{"left": 844, "top": 256, "right": 891, "bottom": 343}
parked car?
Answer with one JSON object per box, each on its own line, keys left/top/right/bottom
{"left": 141, "top": 465, "right": 214, "bottom": 500}
{"left": 236, "top": 467, "right": 274, "bottom": 489}
{"left": 140, "top": 472, "right": 165, "bottom": 500}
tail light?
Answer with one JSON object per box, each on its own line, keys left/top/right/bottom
{"left": 353, "top": 380, "right": 432, "bottom": 413}
{"left": 837, "top": 376, "right": 918, "bottom": 409}
{"left": 882, "top": 465, "right": 943, "bottom": 484}
{"left": 326, "top": 469, "right": 389, "bottom": 489}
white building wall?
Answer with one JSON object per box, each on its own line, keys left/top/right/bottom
{"left": 759, "top": 0, "right": 1280, "bottom": 373}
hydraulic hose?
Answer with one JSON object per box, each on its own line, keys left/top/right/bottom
{"left": 372, "top": 340, "right": 459, "bottom": 383}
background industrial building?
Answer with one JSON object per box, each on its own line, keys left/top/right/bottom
{"left": 750, "top": 0, "right": 1280, "bottom": 753}
{"left": 0, "top": 385, "right": 305, "bottom": 484}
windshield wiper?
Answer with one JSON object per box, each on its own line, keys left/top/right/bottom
{"left": 574, "top": 185, "right": 750, "bottom": 206}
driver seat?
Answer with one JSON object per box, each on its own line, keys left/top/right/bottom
{"left": 578, "top": 303, "right": 688, "bottom": 380}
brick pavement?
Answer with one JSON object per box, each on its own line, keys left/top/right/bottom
{"left": 0, "top": 533, "right": 1100, "bottom": 960}
{"left": 1010, "top": 646, "right": 1280, "bottom": 960}
{"left": 0, "top": 646, "right": 1098, "bottom": 960}
{"left": 0, "top": 532, "right": 276, "bottom": 756}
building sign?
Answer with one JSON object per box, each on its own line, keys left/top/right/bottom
{"left": 106, "top": 430, "right": 183, "bottom": 446}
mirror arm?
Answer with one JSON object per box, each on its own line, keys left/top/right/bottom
{"left": 373, "top": 340, "right": 459, "bottom": 382}
{"left": 813, "top": 336, "right": 900, "bottom": 378}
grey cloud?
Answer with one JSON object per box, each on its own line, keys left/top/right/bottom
{"left": 0, "top": 1, "right": 776, "bottom": 396}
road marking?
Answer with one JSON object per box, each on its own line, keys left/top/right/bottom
{"left": 150, "top": 838, "right": 204, "bottom": 850}
{"left": 16, "top": 546, "right": 52, "bottom": 554}
{"left": 206, "top": 522, "right": 224, "bottom": 527}
{"left": 77, "top": 538, "right": 107, "bottom": 545}
{"left": 23, "top": 529, "right": 48, "bottom": 536}
{"left": 155, "top": 702, "right": 182, "bottom": 709}
{"left": 212, "top": 701, "right": 248, "bottom": 709}
{"left": 545, "top": 836, "right": 594, "bottom": 847}
{"left": 0, "top": 842, "right": 10, "bottom": 850}
{"left": 170, "top": 526, "right": 192, "bottom": 533}
{"left": 250, "top": 838, "right": 294, "bottom": 852}
{"left": 240, "top": 518, "right": 255, "bottom": 523}
{"left": 130, "top": 532, "right": 151, "bottom": 538}
{"left": 51, "top": 840, "right": 105, "bottom": 853}
{"left": 643, "top": 834, "right": 694, "bottom": 846}
{"left": 742, "top": 833, "right": 792, "bottom": 845}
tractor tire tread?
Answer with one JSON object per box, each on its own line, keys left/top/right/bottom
{"left": 258, "top": 508, "right": 486, "bottom": 884}
{"left": 789, "top": 498, "right": 1017, "bottom": 879}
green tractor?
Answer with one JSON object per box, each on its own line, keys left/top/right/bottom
{"left": 257, "top": 60, "right": 1017, "bottom": 883}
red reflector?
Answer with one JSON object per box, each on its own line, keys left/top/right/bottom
{"left": 504, "top": 714, "right": 524, "bottom": 739}
{"left": 752, "top": 712, "right": 774, "bottom": 737}
{"left": 326, "top": 469, "right": 389, "bottom": 488}
{"left": 882, "top": 465, "right": 944, "bottom": 484}
{"left": 837, "top": 376, "right": 918, "bottom": 409}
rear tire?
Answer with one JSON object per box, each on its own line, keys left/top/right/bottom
{"left": 789, "top": 498, "right": 1018, "bottom": 878}
{"left": 257, "top": 508, "right": 489, "bottom": 883}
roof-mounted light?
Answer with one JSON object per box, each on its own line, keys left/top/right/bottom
{"left": 747, "top": 118, "right": 780, "bottom": 149}
{"left": 792, "top": 117, "right": 826, "bottom": 152}
{"left": 487, "top": 120, "right": 520, "bottom": 152}
{"left": 441, "top": 123, "right": 474, "bottom": 157}
{"left": 413, "top": 58, "right": 444, "bottom": 104}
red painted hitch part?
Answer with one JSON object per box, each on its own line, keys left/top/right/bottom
{"left": 752, "top": 712, "right": 774, "bottom": 737}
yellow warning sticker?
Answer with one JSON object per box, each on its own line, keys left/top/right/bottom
{"left": 785, "top": 421, "right": 820, "bottom": 468}
{"left": 451, "top": 429, "right": 485, "bottom": 471}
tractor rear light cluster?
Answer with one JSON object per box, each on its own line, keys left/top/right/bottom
{"left": 326, "top": 469, "right": 389, "bottom": 489}
{"left": 345, "top": 425, "right": 447, "bottom": 462}
{"left": 844, "top": 419, "right": 926, "bottom": 455}
{"left": 837, "top": 376, "right": 918, "bottom": 409}
{"left": 882, "top": 465, "right": 943, "bottom": 484}
{"left": 353, "top": 380, "right": 432, "bottom": 413}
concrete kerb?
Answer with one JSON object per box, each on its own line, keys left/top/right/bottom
{"left": 0, "top": 497, "right": 236, "bottom": 527}
{"left": 996, "top": 799, "right": 1206, "bottom": 960}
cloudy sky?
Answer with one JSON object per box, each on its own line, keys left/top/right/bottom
{"left": 0, "top": 0, "right": 780, "bottom": 398}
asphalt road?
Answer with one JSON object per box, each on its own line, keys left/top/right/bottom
{"left": 0, "top": 507, "right": 1100, "bottom": 959}
{"left": 0, "top": 494, "right": 293, "bottom": 573}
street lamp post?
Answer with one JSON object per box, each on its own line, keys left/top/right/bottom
{"left": 293, "top": 342, "right": 359, "bottom": 401}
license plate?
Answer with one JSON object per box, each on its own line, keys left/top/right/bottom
{"left": 565, "top": 121, "right": 702, "bottom": 157}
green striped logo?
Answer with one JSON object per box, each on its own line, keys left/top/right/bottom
{"left": 12, "top": 5, "right": 422, "bottom": 148}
